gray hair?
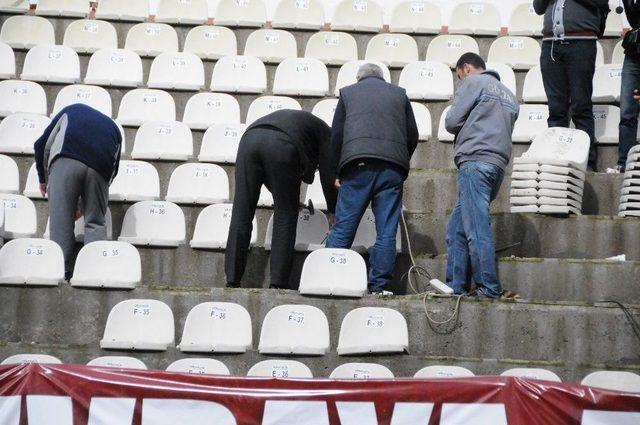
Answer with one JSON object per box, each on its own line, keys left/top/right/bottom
{"left": 356, "top": 63, "right": 384, "bottom": 81}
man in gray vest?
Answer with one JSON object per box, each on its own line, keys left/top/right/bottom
{"left": 326, "top": 64, "right": 419, "bottom": 295}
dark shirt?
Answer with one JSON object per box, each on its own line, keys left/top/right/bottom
{"left": 624, "top": 0, "right": 640, "bottom": 29}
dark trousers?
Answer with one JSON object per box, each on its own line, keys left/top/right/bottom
{"left": 619, "top": 54, "right": 640, "bottom": 168}
{"left": 225, "top": 127, "right": 301, "bottom": 288}
{"left": 540, "top": 40, "right": 598, "bottom": 170}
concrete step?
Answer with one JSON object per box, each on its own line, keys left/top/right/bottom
{"left": 0, "top": 286, "right": 637, "bottom": 383}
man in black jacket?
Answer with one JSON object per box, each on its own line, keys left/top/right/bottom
{"left": 534, "top": 0, "right": 610, "bottom": 171}
{"left": 326, "top": 63, "right": 418, "bottom": 295}
{"left": 225, "top": 109, "right": 337, "bottom": 289}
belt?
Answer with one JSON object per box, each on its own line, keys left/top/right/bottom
{"left": 543, "top": 31, "right": 598, "bottom": 38}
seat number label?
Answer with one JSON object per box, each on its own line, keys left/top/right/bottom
{"left": 210, "top": 306, "right": 227, "bottom": 319}
{"left": 288, "top": 311, "right": 305, "bottom": 324}
{"left": 133, "top": 304, "right": 151, "bottom": 316}
{"left": 366, "top": 315, "right": 384, "bottom": 327}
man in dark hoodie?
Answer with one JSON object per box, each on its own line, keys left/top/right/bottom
{"left": 534, "top": 0, "right": 610, "bottom": 172}
{"left": 225, "top": 109, "right": 337, "bottom": 289}
{"left": 445, "top": 53, "right": 519, "bottom": 299}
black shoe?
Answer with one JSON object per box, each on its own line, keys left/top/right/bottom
{"left": 226, "top": 282, "right": 241, "bottom": 288}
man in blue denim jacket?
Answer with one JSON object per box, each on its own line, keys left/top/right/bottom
{"left": 444, "top": 53, "right": 519, "bottom": 298}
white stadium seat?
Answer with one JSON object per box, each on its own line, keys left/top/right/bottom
{"left": 438, "top": 105, "right": 454, "bottom": 142}
{"left": 184, "top": 93, "right": 240, "bottom": 130}
{"left": 124, "top": 23, "right": 179, "bottom": 57}
{"left": 425, "top": 35, "right": 479, "bottom": 68}
{"left": 63, "top": 19, "right": 118, "bottom": 54}
{"left": 612, "top": 40, "right": 624, "bottom": 65}
{"left": 198, "top": 123, "right": 246, "bottom": 163}
{"left": 87, "top": 356, "right": 147, "bottom": 370}
{"left": 52, "top": 84, "right": 112, "bottom": 117}
{"left": 330, "top": 363, "right": 394, "bottom": 379}
{"left": 304, "top": 171, "right": 327, "bottom": 208}
{"left": 512, "top": 104, "right": 549, "bottom": 143}
{"left": 334, "top": 60, "right": 390, "bottom": 96}
{"left": 604, "top": 11, "right": 624, "bottom": 37}
{"left": 118, "top": 201, "right": 186, "bottom": 247}
{"left": 117, "top": 89, "right": 176, "bottom": 126}
{"left": 190, "top": 203, "right": 258, "bottom": 249}
{"left": 258, "top": 304, "right": 330, "bottom": 355}
{"left": 178, "top": 302, "right": 252, "bottom": 353}
{"left": 0, "top": 194, "right": 37, "bottom": 238}
{"left": 1, "top": 354, "right": 61, "bottom": 365}
{"left": 581, "top": 371, "right": 640, "bottom": 393}
{"left": 523, "top": 65, "right": 547, "bottom": 103}
{"left": 156, "top": 0, "right": 208, "bottom": 24}
{"left": 272, "top": 0, "right": 325, "bottom": 30}
{"left": 0, "top": 154, "right": 19, "bottom": 193}
{"left": 260, "top": 187, "right": 276, "bottom": 207}
{"left": 0, "top": 0, "right": 28, "bottom": 13}
{"left": 247, "top": 360, "right": 313, "bottom": 378}
{"left": 0, "top": 41, "right": 15, "bottom": 78}
{"left": 515, "top": 128, "right": 591, "bottom": 171}
{"left": 84, "top": 48, "right": 144, "bottom": 88}
{"left": 36, "top": 0, "right": 87, "bottom": 16}
{"left": 244, "top": 29, "right": 297, "bottom": 64}
{"left": 0, "top": 16, "right": 55, "bottom": 49}
{"left": 166, "top": 359, "right": 231, "bottom": 375}
{"left": 166, "top": 163, "right": 229, "bottom": 204}
{"left": 488, "top": 37, "right": 540, "bottom": 70}
{"left": 596, "top": 40, "right": 605, "bottom": 66}
{"left": 501, "top": 368, "right": 562, "bottom": 382}
{"left": 20, "top": 45, "right": 80, "bottom": 84}
{"left": 184, "top": 25, "right": 237, "bottom": 60}
{"left": 331, "top": 0, "right": 383, "bottom": 33}
{"left": 298, "top": 248, "right": 367, "bottom": 297}
{"left": 365, "top": 34, "right": 418, "bottom": 68}
{"left": 109, "top": 160, "right": 160, "bottom": 201}
{"left": 210, "top": 55, "right": 267, "bottom": 94}
{"left": 265, "top": 208, "right": 329, "bottom": 251}
{"left": 95, "top": 0, "right": 148, "bottom": 21}
{"left": 399, "top": 61, "right": 453, "bottom": 100}
{"left": 352, "top": 209, "right": 401, "bottom": 253}
{"left": 23, "top": 163, "right": 44, "bottom": 199}
{"left": 304, "top": 31, "right": 358, "bottom": 66}
{"left": 311, "top": 98, "right": 338, "bottom": 126}
{"left": 411, "top": 102, "right": 432, "bottom": 141}
{"left": 148, "top": 52, "right": 205, "bottom": 91}
{"left": 100, "top": 299, "right": 175, "bottom": 351}
{"left": 131, "top": 121, "right": 193, "bottom": 161}
{"left": 0, "top": 81, "right": 47, "bottom": 117}
{"left": 272, "top": 58, "right": 329, "bottom": 96}
{"left": 70, "top": 241, "right": 141, "bottom": 289}
{"left": 509, "top": 3, "right": 542, "bottom": 36}
{"left": 414, "top": 365, "right": 475, "bottom": 378}
{"left": 246, "top": 96, "right": 301, "bottom": 125}
{"left": 593, "top": 65, "right": 622, "bottom": 103}
{"left": 0, "top": 238, "right": 64, "bottom": 285}
{"left": 448, "top": 2, "right": 501, "bottom": 36}
{"left": 592, "top": 105, "right": 620, "bottom": 144}
{"left": 485, "top": 62, "right": 517, "bottom": 96}
{"left": 337, "top": 307, "right": 409, "bottom": 355}
{"left": 214, "top": 0, "right": 267, "bottom": 27}
{"left": 0, "top": 113, "right": 50, "bottom": 153}
{"left": 388, "top": 1, "right": 442, "bottom": 34}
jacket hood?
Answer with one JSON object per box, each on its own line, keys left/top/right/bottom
{"left": 482, "top": 69, "right": 501, "bottom": 81}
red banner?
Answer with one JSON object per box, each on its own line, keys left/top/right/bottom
{"left": 0, "top": 363, "right": 639, "bottom": 424}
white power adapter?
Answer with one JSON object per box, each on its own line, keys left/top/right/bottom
{"left": 429, "top": 279, "right": 454, "bottom": 295}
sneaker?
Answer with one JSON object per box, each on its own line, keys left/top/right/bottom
{"left": 226, "top": 282, "right": 241, "bottom": 288}
{"left": 606, "top": 166, "right": 623, "bottom": 174}
{"left": 369, "top": 289, "right": 394, "bottom": 296}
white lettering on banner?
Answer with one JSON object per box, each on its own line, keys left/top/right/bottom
{"left": 145, "top": 26, "right": 161, "bottom": 36}
{"left": 265, "top": 33, "right": 280, "bottom": 43}
{"left": 440, "top": 403, "right": 507, "bottom": 425}
{"left": 469, "top": 4, "right": 484, "bottom": 14}
{"left": 385, "top": 38, "right": 400, "bottom": 48}
{"left": 295, "top": 0, "right": 309, "bottom": 9}
{"left": 324, "top": 34, "right": 340, "bottom": 46}
{"left": 366, "top": 315, "right": 384, "bottom": 328}
{"left": 0, "top": 396, "right": 20, "bottom": 425}
{"left": 88, "top": 398, "right": 136, "bottom": 425}
{"left": 48, "top": 49, "right": 62, "bottom": 60}
{"left": 271, "top": 365, "right": 290, "bottom": 378}
{"left": 83, "top": 22, "right": 99, "bottom": 33}
{"left": 210, "top": 306, "right": 227, "bottom": 319}
{"left": 142, "top": 399, "right": 237, "bottom": 425}
{"left": 204, "top": 29, "right": 219, "bottom": 39}
{"left": 581, "top": 410, "right": 640, "bottom": 425}
{"left": 410, "top": 2, "right": 424, "bottom": 13}
{"left": 110, "top": 53, "right": 125, "bottom": 64}
{"left": 133, "top": 303, "right": 151, "bottom": 316}
{"left": 27, "top": 396, "right": 73, "bottom": 425}
{"left": 353, "top": 0, "right": 367, "bottom": 12}
{"left": 262, "top": 401, "right": 329, "bottom": 425}
{"left": 287, "top": 311, "right": 305, "bottom": 324}
{"left": 25, "top": 245, "right": 44, "bottom": 256}
{"left": 390, "top": 403, "right": 434, "bottom": 425}
{"left": 3, "top": 198, "right": 17, "bottom": 209}
{"left": 329, "top": 253, "right": 347, "bottom": 265}
{"left": 508, "top": 39, "right": 524, "bottom": 50}
{"left": 143, "top": 94, "right": 158, "bottom": 104}
{"left": 75, "top": 89, "right": 92, "bottom": 100}
{"left": 156, "top": 125, "right": 173, "bottom": 135}
{"left": 447, "top": 39, "right": 462, "bottom": 49}
{"left": 21, "top": 118, "right": 35, "bottom": 129}
{"left": 124, "top": 164, "right": 141, "bottom": 175}
{"left": 101, "top": 249, "right": 120, "bottom": 258}
{"left": 336, "top": 402, "right": 378, "bottom": 424}
{"left": 13, "top": 87, "right": 28, "bottom": 95}
{"left": 528, "top": 112, "right": 544, "bottom": 121}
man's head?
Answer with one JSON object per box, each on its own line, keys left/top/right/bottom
{"left": 455, "top": 52, "right": 486, "bottom": 80}
{"left": 356, "top": 63, "right": 384, "bottom": 82}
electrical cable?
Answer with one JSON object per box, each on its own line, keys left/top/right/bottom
{"left": 597, "top": 299, "right": 640, "bottom": 345}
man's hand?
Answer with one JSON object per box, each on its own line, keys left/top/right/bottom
{"left": 74, "top": 207, "right": 84, "bottom": 220}
{"left": 39, "top": 183, "right": 47, "bottom": 197}
{"left": 634, "top": 89, "right": 640, "bottom": 102}
{"left": 334, "top": 179, "right": 341, "bottom": 189}
{"left": 327, "top": 212, "right": 336, "bottom": 228}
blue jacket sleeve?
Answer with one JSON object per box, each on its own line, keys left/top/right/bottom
{"left": 330, "top": 97, "right": 346, "bottom": 178}
{"left": 34, "top": 110, "right": 65, "bottom": 184}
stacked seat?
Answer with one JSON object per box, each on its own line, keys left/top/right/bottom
{"left": 190, "top": 204, "right": 258, "bottom": 249}
{"left": 311, "top": 99, "right": 338, "bottom": 127}
{"left": 510, "top": 128, "right": 590, "bottom": 215}
{"left": 448, "top": 2, "right": 501, "bottom": 36}
{"left": 214, "top": 0, "right": 267, "bottom": 27}
{"left": 100, "top": 299, "right": 175, "bottom": 351}
{"left": 0, "top": 155, "right": 18, "bottom": 193}
{"left": 258, "top": 304, "right": 330, "bottom": 355}
{"left": 264, "top": 208, "right": 328, "bottom": 251}
{"left": 131, "top": 121, "right": 193, "bottom": 161}
{"left": 87, "top": 356, "right": 147, "bottom": 370}
{"left": 118, "top": 201, "right": 186, "bottom": 247}
{"left": 0, "top": 194, "right": 37, "bottom": 238}
{"left": 501, "top": 368, "right": 562, "bottom": 382}
{"left": 364, "top": 34, "right": 418, "bottom": 68}
{"left": 166, "top": 359, "right": 230, "bottom": 375}
{"left": 414, "top": 365, "right": 475, "bottom": 378}
{"left": 593, "top": 65, "right": 622, "bottom": 103}
{"left": 0, "top": 15, "right": 55, "bottom": 49}
{"left": 246, "top": 96, "right": 301, "bottom": 125}
{"left": 522, "top": 65, "right": 547, "bottom": 103}
{"left": 166, "top": 163, "right": 229, "bottom": 204}
{"left": 0, "top": 41, "right": 15, "bottom": 79}
{"left": 388, "top": 1, "right": 441, "bottom": 34}
{"left": 399, "top": 61, "right": 453, "bottom": 100}
{"left": 331, "top": 0, "right": 383, "bottom": 33}
{"left": 0, "top": 238, "right": 64, "bottom": 286}
{"left": 147, "top": 52, "right": 205, "bottom": 91}
{"left": 619, "top": 145, "right": 640, "bottom": 217}
{"left": 337, "top": 307, "right": 409, "bottom": 355}
{"left": 95, "top": 0, "right": 148, "bottom": 21}
{"left": 0, "top": 113, "right": 49, "bottom": 153}
{"left": 411, "top": 102, "right": 432, "bottom": 141}
{"left": 156, "top": 0, "right": 208, "bottom": 25}
{"left": 581, "top": 371, "right": 640, "bottom": 392}
{"left": 0, "top": 81, "right": 47, "bottom": 117}
{"left": 183, "top": 25, "right": 237, "bottom": 60}
{"left": 425, "top": 35, "right": 479, "bottom": 68}
{"left": 124, "top": 23, "right": 179, "bottom": 57}
{"left": 178, "top": 302, "right": 252, "bottom": 353}
{"left": 298, "top": 248, "right": 367, "bottom": 297}
{"left": 488, "top": 37, "right": 540, "bottom": 70}
{"left": 198, "top": 123, "right": 246, "bottom": 163}
{"left": 1, "top": 354, "right": 62, "bottom": 365}
{"left": 508, "top": 3, "right": 543, "bottom": 36}
{"left": 247, "top": 359, "right": 313, "bottom": 378}
{"left": 271, "top": 0, "right": 325, "bottom": 30}
{"left": 70, "top": 241, "right": 141, "bottom": 289}
{"left": 20, "top": 45, "right": 80, "bottom": 84}
{"left": 109, "top": 160, "right": 160, "bottom": 201}
{"left": 183, "top": 93, "right": 240, "bottom": 130}
{"left": 334, "top": 60, "right": 390, "bottom": 95}
{"left": 0, "top": 0, "right": 29, "bottom": 13}
{"left": 84, "top": 48, "right": 144, "bottom": 88}
{"left": 304, "top": 31, "right": 357, "bottom": 65}
{"left": 210, "top": 55, "right": 267, "bottom": 93}
{"left": 512, "top": 105, "right": 549, "bottom": 143}
{"left": 273, "top": 58, "right": 329, "bottom": 97}
{"left": 117, "top": 89, "right": 176, "bottom": 126}
{"left": 52, "top": 84, "right": 112, "bottom": 117}
{"left": 330, "top": 362, "right": 393, "bottom": 379}
{"left": 244, "top": 29, "right": 297, "bottom": 64}
{"left": 63, "top": 19, "right": 118, "bottom": 53}
{"left": 36, "top": 0, "right": 87, "bottom": 16}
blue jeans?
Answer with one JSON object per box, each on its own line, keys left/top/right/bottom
{"left": 446, "top": 161, "right": 504, "bottom": 298}
{"left": 326, "top": 161, "right": 404, "bottom": 292}
{"left": 619, "top": 54, "right": 640, "bottom": 168}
